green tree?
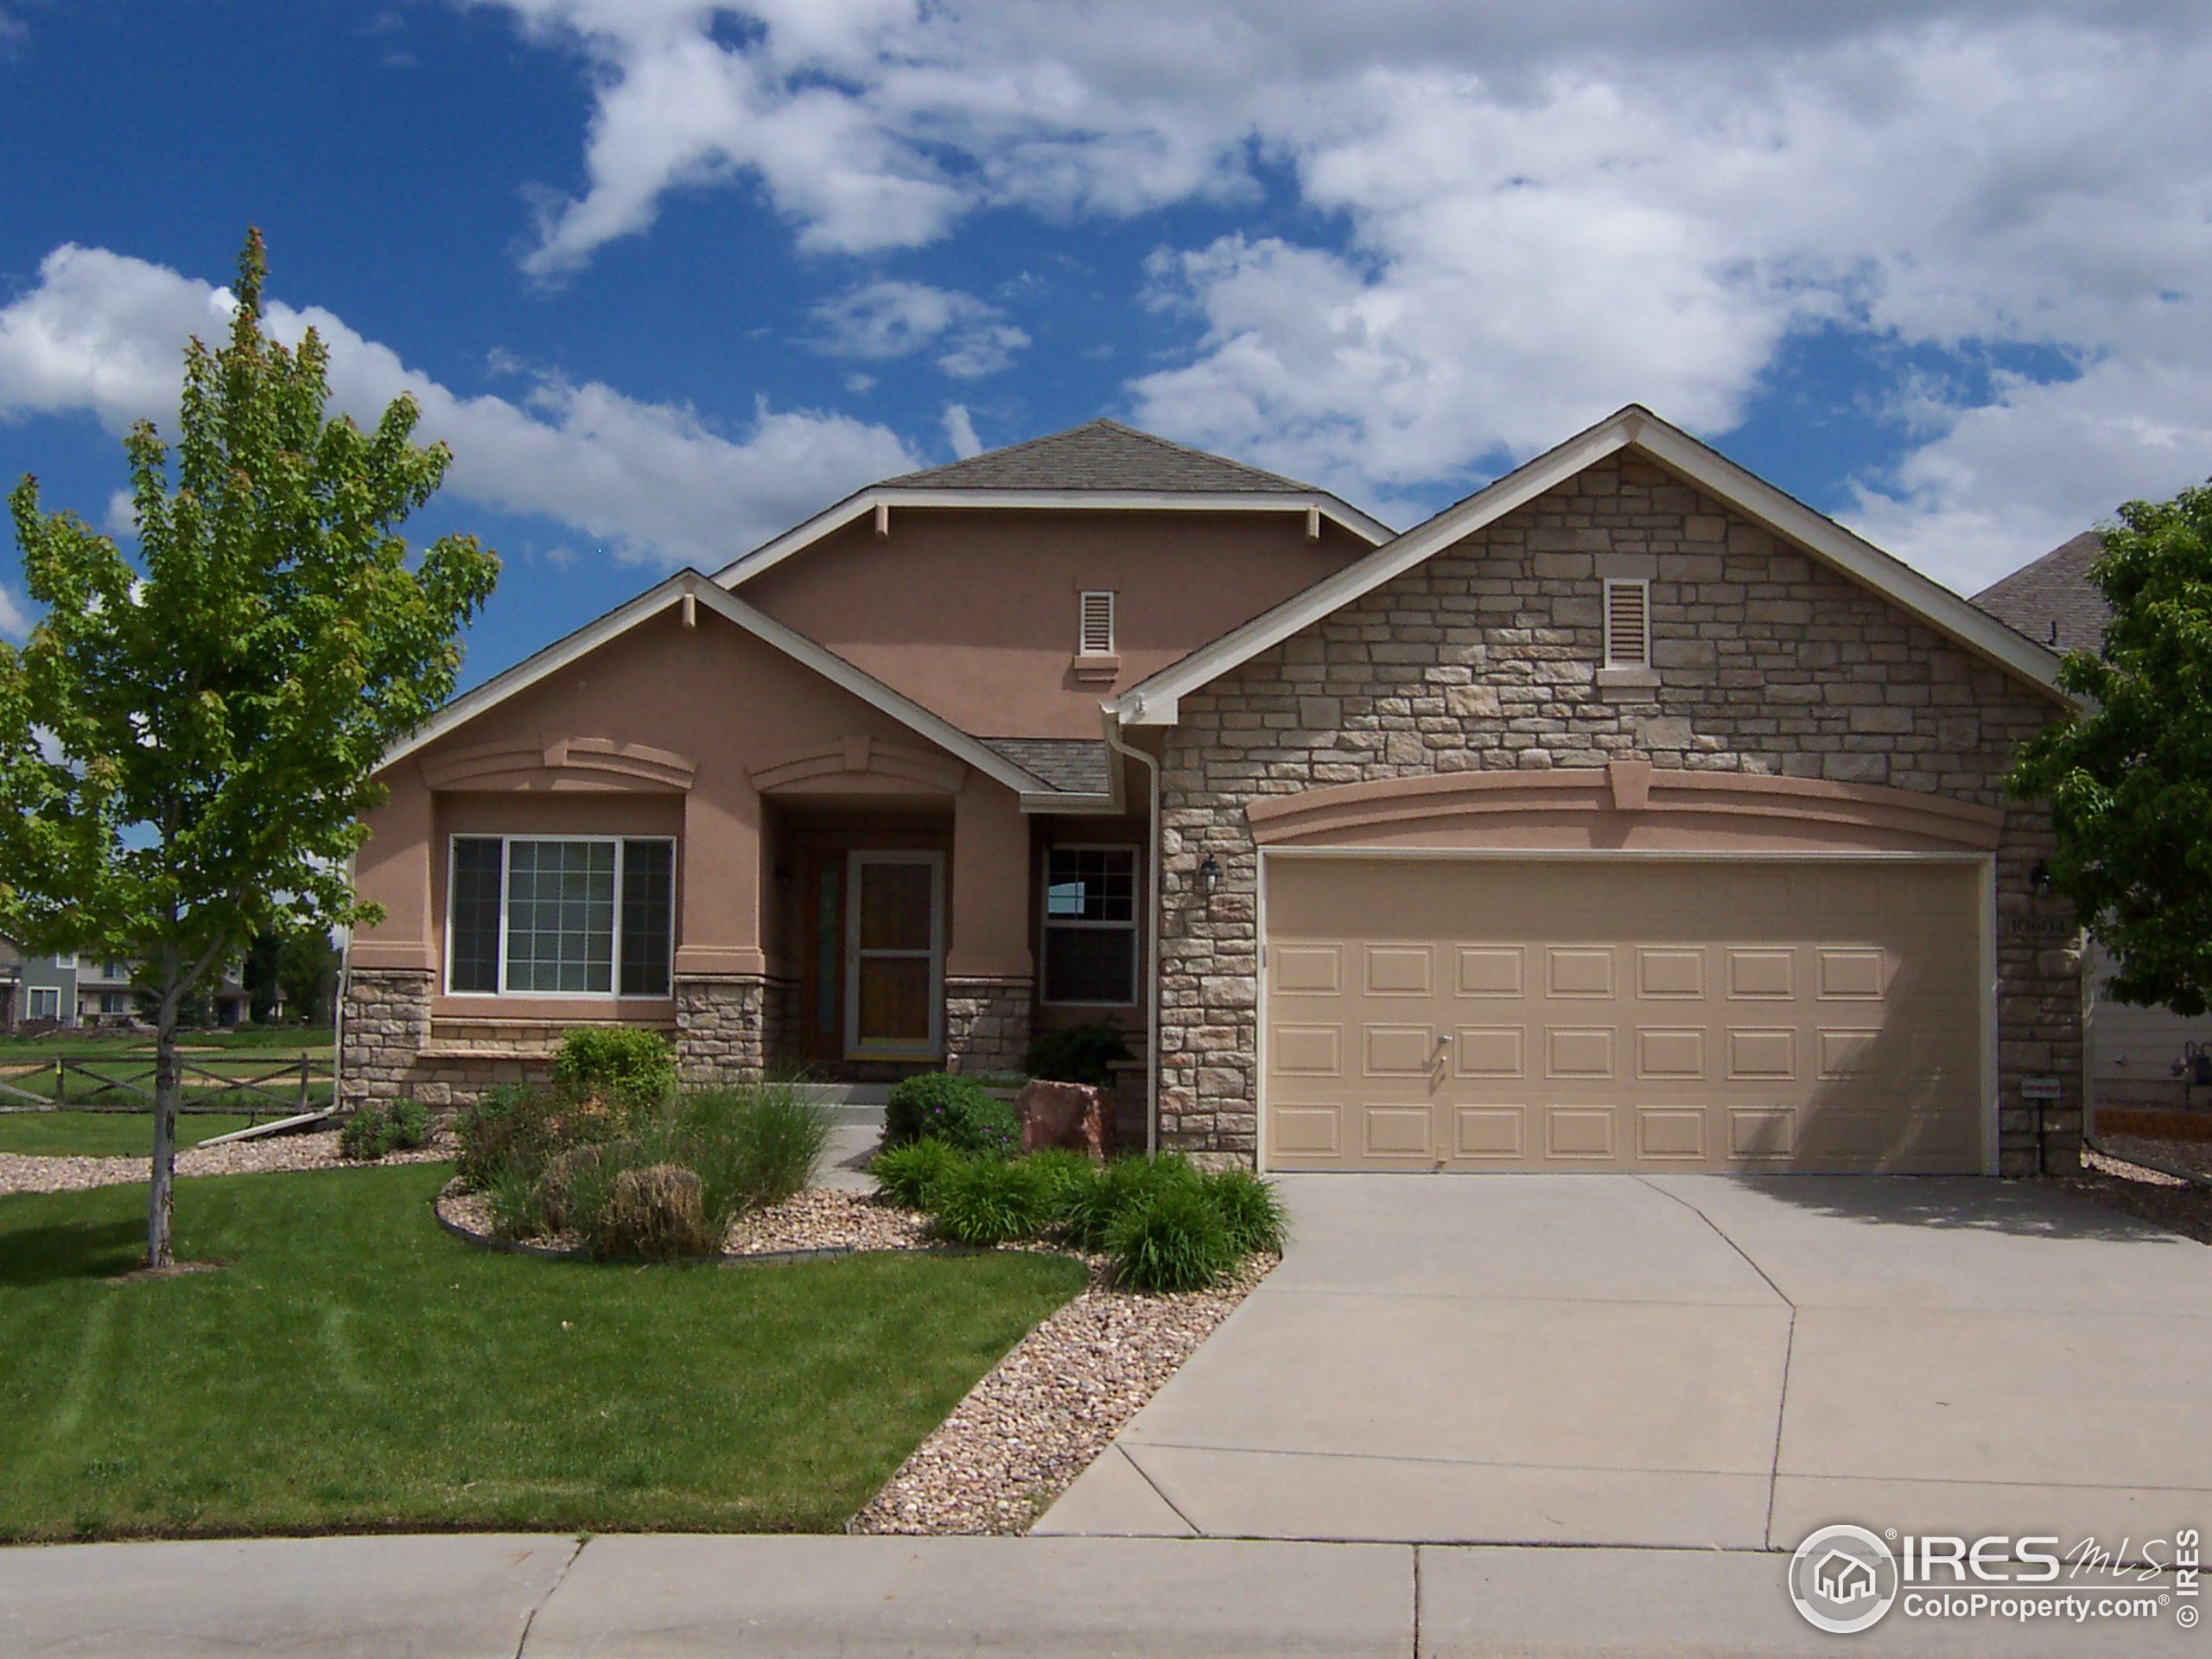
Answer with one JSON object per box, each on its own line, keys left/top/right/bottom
{"left": 2011, "top": 482, "right": 2212, "bottom": 1016}
{"left": 0, "top": 229, "right": 498, "bottom": 1266}
{"left": 276, "top": 931, "right": 340, "bottom": 1026}
{"left": 242, "top": 928, "right": 284, "bottom": 1024}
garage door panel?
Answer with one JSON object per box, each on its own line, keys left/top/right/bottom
{"left": 1453, "top": 1106, "right": 1526, "bottom": 1159}
{"left": 1264, "top": 856, "right": 1985, "bottom": 1173}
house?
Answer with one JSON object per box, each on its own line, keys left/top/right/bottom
{"left": 1, "top": 946, "right": 79, "bottom": 1028}
{"left": 1974, "top": 533, "right": 2212, "bottom": 1108}
{"left": 0, "top": 942, "right": 251, "bottom": 1031}
{"left": 1813, "top": 1550, "right": 1878, "bottom": 1605}
{"left": 342, "top": 406, "right": 2083, "bottom": 1176}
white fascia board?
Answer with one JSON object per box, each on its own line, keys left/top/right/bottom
{"left": 1117, "top": 404, "right": 2068, "bottom": 725}
{"left": 712, "top": 487, "right": 1392, "bottom": 587}
{"left": 379, "top": 570, "right": 1051, "bottom": 800}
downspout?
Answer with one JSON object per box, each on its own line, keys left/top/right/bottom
{"left": 1103, "top": 704, "right": 1160, "bottom": 1157}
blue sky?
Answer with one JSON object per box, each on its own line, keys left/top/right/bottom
{"left": 3, "top": 1, "right": 2209, "bottom": 690}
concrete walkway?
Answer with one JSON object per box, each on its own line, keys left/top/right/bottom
{"left": 1039, "top": 1173, "right": 2212, "bottom": 1551}
{"left": 0, "top": 1532, "right": 2196, "bottom": 1657}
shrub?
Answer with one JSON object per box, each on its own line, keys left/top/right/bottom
{"left": 1109, "top": 1183, "right": 1236, "bottom": 1293}
{"left": 533, "top": 1141, "right": 628, "bottom": 1235}
{"left": 929, "top": 1156, "right": 1053, "bottom": 1246}
{"left": 339, "top": 1096, "right": 432, "bottom": 1161}
{"left": 584, "top": 1163, "right": 719, "bottom": 1260}
{"left": 677, "top": 1083, "right": 835, "bottom": 1217}
{"left": 455, "top": 1086, "right": 624, "bottom": 1191}
{"left": 1020, "top": 1020, "right": 1131, "bottom": 1089}
{"left": 871, "top": 1138, "right": 961, "bottom": 1210}
{"left": 1201, "top": 1168, "right": 1290, "bottom": 1255}
{"left": 550, "top": 1027, "right": 677, "bottom": 1116}
{"left": 1058, "top": 1153, "right": 1200, "bottom": 1252}
{"left": 388, "top": 1097, "right": 431, "bottom": 1152}
{"left": 483, "top": 1161, "right": 548, "bottom": 1242}
{"left": 883, "top": 1072, "right": 1019, "bottom": 1158}
{"left": 1021, "top": 1147, "right": 1100, "bottom": 1224}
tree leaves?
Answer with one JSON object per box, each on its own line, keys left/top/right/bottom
{"left": 2012, "top": 481, "right": 2212, "bottom": 1017}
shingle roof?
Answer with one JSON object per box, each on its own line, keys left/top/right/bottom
{"left": 882, "top": 419, "right": 1319, "bottom": 495}
{"left": 976, "top": 737, "right": 1112, "bottom": 796}
{"left": 1972, "top": 531, "right": 2110, "bottom": 655}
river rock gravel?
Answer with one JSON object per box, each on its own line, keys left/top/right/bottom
{"left": 0, "top": 1127, "right": 451, "bottom": 1198}
{"left": 849, "top": 1250, "right": 1277, "bottom": 1535}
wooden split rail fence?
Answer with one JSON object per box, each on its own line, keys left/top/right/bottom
{"left": 0, "top": 1052, "right": 335, "bottom": 1125}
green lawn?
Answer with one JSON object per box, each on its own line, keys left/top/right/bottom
{"left": 0, "top": 1111, "right": 259, "bottom": 1157}
{"left": 0, "top": 1026, "right": 333, "bottom": 1058}
{"left": 0, "top": 1164, "right": 1083, "bottom": 1541}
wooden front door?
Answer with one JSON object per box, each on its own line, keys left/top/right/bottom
{"left": 845, "top": 851, "right": 944, "bottom": 1058}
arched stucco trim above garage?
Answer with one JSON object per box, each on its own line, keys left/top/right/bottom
{"left": 1246, "top": 762, "right": 2006, "bottom": 855}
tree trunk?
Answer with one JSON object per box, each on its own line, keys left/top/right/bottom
{"left": 147, "top": 1007, "right": 179, "bottom": 1268}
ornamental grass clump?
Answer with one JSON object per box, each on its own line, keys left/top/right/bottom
{"left": 928, "top": 1156, "right": 1054, "bottom": 1247}
{"left": 871, "top": 1138, "right": 961, "bottom": 1210}
{"left": 676, "top": 1083, "right": 835, "bottom": 1215}
{"left": 1108, "top": 1183, "right": 1238, "bottom": 1293}
{"left": 1057, "top": 1152, "right": 1201, "bottom": 1252}
{"left": 1200, "top": 1167, "right": 1292, "bottom": 1255}
{"left": 584, "top": 1163, "right": 718, "bottom": 1261}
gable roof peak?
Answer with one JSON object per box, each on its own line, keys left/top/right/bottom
{"left": 880, "top": 416, "right": 1321, "bottom": 495}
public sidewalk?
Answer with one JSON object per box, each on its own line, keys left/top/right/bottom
{"left": 0, "top": 1532, "right": 2196, "bottom": 1658}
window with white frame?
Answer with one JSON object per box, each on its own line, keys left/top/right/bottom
{"left": 53, "top": 952, "right": 76, "bottom": 970}
{"left": 27, "top": 986, "right": 60, "bottom": 1020}
{"left": 1042, "top": 846, "right": 1137, "bottom": 1005}
{"left": 1078, "top": 590, "right": 1116, "bottom": 657}
{"left": 446, "top": 836, "right": 675, "bottom": 997}
{"left": 1603, "top": 576, "right": 1651, "bottom": 668}
{"left": 99, "top": 991, "right": 130, "bottom": 1016}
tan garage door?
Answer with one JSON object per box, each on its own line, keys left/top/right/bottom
{"left": 1262, "top": 857, "right": 1986, "bottom": 1173}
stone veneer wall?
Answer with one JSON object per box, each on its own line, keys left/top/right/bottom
{"left": 340, "top": 968, "right": 434, "bottom": 1107}
{"left": 1156, "top": 454, "right": 2082, "bottom": 1176}
{"left": 674, "top": 976, "right": 767, "bottom": 1084}
{"left": 944, "top": 977, "right": 1033, "bottom": 1075}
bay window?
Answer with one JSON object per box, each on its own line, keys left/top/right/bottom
{"left": 446, "top": 836, "right": 675, "bottom": 997}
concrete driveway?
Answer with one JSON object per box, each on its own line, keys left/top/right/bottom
{"left": 1037, "top": 1174, "right": 2212, "bottom": 1549}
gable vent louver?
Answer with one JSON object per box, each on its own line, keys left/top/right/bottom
{"left": 1604, "top": 577, "right": 1650, "bottom": 668}
{"left": 1079, "top": 590, "right": 1116, "bottom": 656}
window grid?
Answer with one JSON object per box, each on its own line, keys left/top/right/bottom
{"left": 1042, "top": 845, "right": 1139, "bottom": 1006}
{"left": 444, "top": 836, "right": 675, "bottom": 999}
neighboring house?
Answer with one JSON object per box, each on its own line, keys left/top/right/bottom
{"left": 1974, "top": 532, "right": 2212, "bottom": 1107}
{"left": 0, "top": 943, "right": 250, "bottom": 1032}
{"left": 344, "top": 407, "right": 2083, "bottom": 1176}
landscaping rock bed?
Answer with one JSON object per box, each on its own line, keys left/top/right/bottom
{"left": 0, "top": 1127, "right": 452, "bottom": 1198}
{"left": 2049, "top": 1144, "right": 2212, "bottom": 1245}
{"left": 849, "top": 1249, "right": 1275, "bottom": 1535}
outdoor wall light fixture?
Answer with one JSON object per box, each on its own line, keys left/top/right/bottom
{"left": 1198, "top": 855, "right": 1222, "bottom": 897}
{"left": 2030, "top": 861, "right": 2054, "bottom": 896}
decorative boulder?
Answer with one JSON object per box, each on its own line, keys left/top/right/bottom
{"left": 1017, "top": 1080, "right": 1114, "bottom": 1159}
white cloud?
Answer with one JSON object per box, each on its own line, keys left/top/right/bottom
{"left": 0, "top": 582, "right": 30, "bottom": 640}
{"left": 486, "top": 1, "right": 2212, "bottom": 591}
{"left": 942, "top": 403, "right": 982, "bottom": 459}
{"left": 810, "top": 281, "right": 1028, "bottom": 378}
{"left": 0, "top": 10, "right": 23, "bottom": 60}
{"left": 0, "top": 244, "right": 918, "bottom": 567}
